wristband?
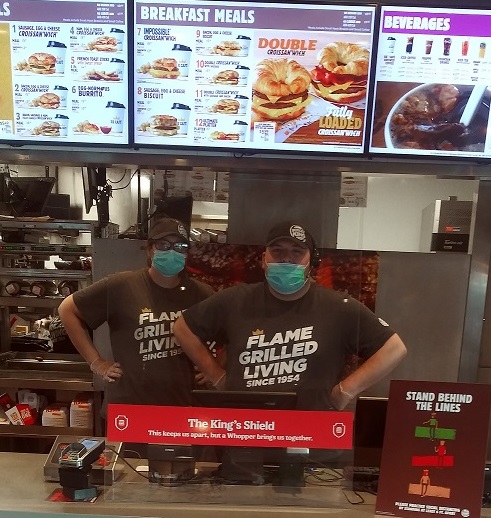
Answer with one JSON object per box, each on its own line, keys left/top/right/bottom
{"left": 89, "top": 358, "right": 102, "bottom": 369}
{"left": 213, "top": 373, "right": 226, "bottom": 388}
{"left": 339, "top": 382, "right": 355, "bottom": 400}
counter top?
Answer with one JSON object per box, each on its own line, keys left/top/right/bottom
{"left": 2, "top": 452, "right": 490, "bottom": 518}
{"left": 0, "top": 452, "right": 378, "bottom": 518}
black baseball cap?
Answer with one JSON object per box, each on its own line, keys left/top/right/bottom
{"left": 148, "top": 218, "right": 189, "bottom": 242}
{"left": 266, "top": 222, "right": 314, "bottom": 253}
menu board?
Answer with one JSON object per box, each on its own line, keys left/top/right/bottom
{"left": 134, "top": 0, "right": 375, "bottom": 154}
{"left": 0, "top": 0, "right": 129, "bottom": 144}
{"left": 369, "top": 6, "right": 491, "bottom": 160}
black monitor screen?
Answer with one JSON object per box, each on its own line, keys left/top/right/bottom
{"left": 193, "top": 390, "right": 297, "bottom": 410}
{"left": 8, "top": 177, "right": 56, "bottom": 216}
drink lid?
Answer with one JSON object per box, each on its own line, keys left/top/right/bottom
{"left": 172, "top": 44, "right": 192, "bottom": 51}
{"left": 172, "top": 103, "right": 191, "bottom": 110}
{"left": 47, "top": 41, "right": 67, "bottom": 48}
{"left": 106, "top": 101, "right": 125, "bottom": 108}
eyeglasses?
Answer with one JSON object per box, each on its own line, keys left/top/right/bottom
{"left": 153, "top": 241, "right": 189, "bottom": 253}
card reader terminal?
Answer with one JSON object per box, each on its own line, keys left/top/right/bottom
{"left": 59, "top": 438, "right": 105, "bottom": 469}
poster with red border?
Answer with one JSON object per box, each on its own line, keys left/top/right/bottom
{"left": 375, "top": 380, "right": 491, "bottom": 518}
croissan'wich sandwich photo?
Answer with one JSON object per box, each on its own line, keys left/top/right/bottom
{"left": 310, "top": 42, "right": 369, "bottom": 103}
{"left": 251, "top": 58, "right": 312, "bottom": 122}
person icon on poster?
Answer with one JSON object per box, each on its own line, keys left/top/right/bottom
{"left": 435, "top": 439, "right": 447, "bottom": 467}
{"left": 420, "top": 469, "right": 431, "bottom": 496}
{"left": 423, "top": 411, "right": 438, "bottom": 441}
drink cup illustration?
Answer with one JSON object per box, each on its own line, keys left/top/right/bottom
{"left": 387, "top": 37, "right": 396, "bottom": 54}
{"left": 172, "top": 44, "right": 192, "bottom": 78}
{"left": 104, "top": 101, "right": 125, "bottom": 133}
{"left": 425, "top": 40, "right": 433, "bottom": 55}
{"left": 171, "top": 103, "right": 191, "bottom": 135}
{"left": 236, "top": 65, "right": 250, "bottom": 85}
{"left": 55, "top": 114, "right": 69, "bottom": 136}
{"left": 110, "top": 28, "right": 125, "bottom": 51}
{"left": 443, "top": 38, "right": 451, "bottom": 56}
{"left": 54, "top": 85, "right": 68, "bottom": 108}
{"left": 236, "top": 35, "right": 251, "bottom": 57}
{"left": 47, "top": 41, "right": 67, "bottom": 74}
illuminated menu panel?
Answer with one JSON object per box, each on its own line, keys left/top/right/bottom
{"left": 134, "top": 0, "right": 375, "bottom": 154}
{"left": 369, "top": 6, "right": 491, "bottom": 159}
{"left": 0, "top": 0, "right": 129, "bottom": 144}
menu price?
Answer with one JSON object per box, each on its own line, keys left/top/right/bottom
{"left": 134, "top": 0, "right": 376, "bottom": 154}
{"left": 0, "top": 0, "right": 128, "bottom": 144}
{"left": 369, "top": 6, "right": 491, "bottom": 159}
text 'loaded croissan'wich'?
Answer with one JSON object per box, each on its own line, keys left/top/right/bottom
{"left": 310, "top": 42, "right": 369, "bottom": 103}
{"left": 251, "top": 58, "right": 312, "bottom": 122}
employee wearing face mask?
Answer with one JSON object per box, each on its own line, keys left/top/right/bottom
{"left": 174, "top": 221, "right": 406, "bottom": 411}
{"left": 58, "top": 218, "right": 214, "bottom": 410}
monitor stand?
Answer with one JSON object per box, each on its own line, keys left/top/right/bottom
{"left": 218, "top": 447, "right": 265, "bottom": 485}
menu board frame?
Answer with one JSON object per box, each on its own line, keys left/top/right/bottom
{"left": 369, "top": 3, "right": 491, "bottom": 161}
{"left": 0, "top": 0, "right": 131, "bottom": 147}
{"left": 132, "top": 0, "right": 378, "bottom": 157}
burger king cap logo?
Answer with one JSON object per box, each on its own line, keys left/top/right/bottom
{"left": 290, "top": 225, "right": 306, "bottom": 243}
{"left": 177, "top": 223, "right": 188, "bottom": 239}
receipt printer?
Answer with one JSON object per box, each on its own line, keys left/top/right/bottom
{"left": 148, "top": 444, "right": 195, "bottom": 483}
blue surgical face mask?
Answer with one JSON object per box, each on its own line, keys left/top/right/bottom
{"left": 265, "top": 262, "right": 308, "bottom": 295}
{"left": 152, "top": 250, "right": 186, "bottom": 277}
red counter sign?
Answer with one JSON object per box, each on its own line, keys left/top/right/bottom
{"left": 107, "top": 404, "right": 353, "bottom": 449}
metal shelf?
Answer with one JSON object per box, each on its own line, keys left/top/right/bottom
{"left": 0, "top": 219, "right": 97, "bottom": 233}
{"left": 0, "top": 296, "right": 63, "bottom": 308}
{"left": 0, "top": 425, "right": 92, "bottom": 437}
{"left": 0, "top": 268, "right": 91, "bottom": 280}
{"left": 0, "top": 243, "right": 92, "bottom": 256}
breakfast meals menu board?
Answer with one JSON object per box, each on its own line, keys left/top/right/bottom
{"left": 134, "top": 0, "right": 375, "bottom": 153}
{"left": 370, "top": 6, "right": 491, "bottom": 159}
{"left": 0, "top": 0, "right": 129, "bottom": 144}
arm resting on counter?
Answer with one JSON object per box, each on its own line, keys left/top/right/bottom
{"left": 174, "top": 316, "right": 226, "bottom": 389}
{"left": 58, "top": 295, "right": 123, "bottom": 382}
{"left": 330, "top": 333, "right": 407, "bottom": 410}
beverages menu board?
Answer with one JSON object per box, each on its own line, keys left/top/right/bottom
{"left": 134, "top": 0, "right": 375, "bottom": 154}
{"left": 370, "top": 6, "right": 491, "bottom": 159}
{"left": 0, "top": 0, "right": 129, "bottom": 144}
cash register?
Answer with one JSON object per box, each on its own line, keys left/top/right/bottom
{"left": 44, "top": 436, "right": 125, "bottom": 490}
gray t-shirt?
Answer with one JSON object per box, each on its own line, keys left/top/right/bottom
{"left": 183, "top": 282, "right": 395, "bottom": 410}
{"left": 74, "top": 268, "right": 214, "bottom": 407}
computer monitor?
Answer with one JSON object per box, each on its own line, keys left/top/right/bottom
{"left": 7, "top": 177, "right": 56, "bottom": 216}
{"left": 192, "top": 390, "right": 297, "bottom": 410}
